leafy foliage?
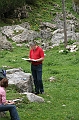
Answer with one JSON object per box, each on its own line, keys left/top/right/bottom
{"left": 73, "top": 0, "right": 79, "bottom": 4}
{"left": 25, "top": 0, "right": 37, "bottom": 5}
{"left": 0, "top": 0, "right": 25, "bottom": 16}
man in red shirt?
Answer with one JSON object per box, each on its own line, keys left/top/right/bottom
{"left": 29, "top": 41, "right": 44, "bottom": 94}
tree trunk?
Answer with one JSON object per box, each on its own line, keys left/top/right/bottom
{"left": 72, "top": 0, "right": 79, "bottom": 14}
{"left": 62, "top": 0, "right": 67, "bottom": 48}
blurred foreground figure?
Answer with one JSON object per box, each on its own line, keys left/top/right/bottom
{"left": 0, "top": 78, "right": 20, "bottom": 120}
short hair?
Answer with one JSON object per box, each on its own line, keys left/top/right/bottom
{"left": 29, "top": 41, "right": 37, "bottom": 46}
{"left": 0, "top": 78, "right": 8, "bottom": 88}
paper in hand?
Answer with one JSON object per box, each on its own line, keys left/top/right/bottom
{"left": 22, "top": 58, "right": 37, "bottom": 62}
{"left": 22, "top": 58, "right": 31, "bottom": 62}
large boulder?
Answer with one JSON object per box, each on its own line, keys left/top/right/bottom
{"left": 0, "top": 33, "right": 12, "bottom": 50}
{"left": 6, "top": 68, "right": 33, "bottom": 93}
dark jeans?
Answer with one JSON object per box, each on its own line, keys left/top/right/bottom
{"left": 0, "top": 104, "right": 20, "bottom": 120}
{"left": 31, "top": 64, "right": 44, "bottom": 93}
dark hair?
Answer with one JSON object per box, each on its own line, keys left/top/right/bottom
{"left": 0, "top": 78, "right": 8, "bottom": 88}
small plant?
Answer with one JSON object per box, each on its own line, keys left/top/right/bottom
{"left": 62, "top": 49, "right": 69, "bottom": 54}
{"left": 14, "top": 30, "right": 23, "bottom": 35}
{"left": 67, "top": 39, "right": 76, "bottom": 45}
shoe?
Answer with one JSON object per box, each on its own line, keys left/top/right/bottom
{"left": 40, "top": 92, "right": 45, "bottom": 94}
{"left": 34, "top": 92, "right": 39, "bottom": 95}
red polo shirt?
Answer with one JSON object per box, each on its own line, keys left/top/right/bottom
{"left": 29, "top": 46, "right": 44, "bottom": 65}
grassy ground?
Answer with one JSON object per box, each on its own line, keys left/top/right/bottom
{"left": 0, "top": 43, "right": 79, "bottom": 120}
{"left": 0, "top": 0, "right": 79, "bottom": 120}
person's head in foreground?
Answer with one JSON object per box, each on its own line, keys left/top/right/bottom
{"left": 0, "top": 78, "right": 8, "bottom": 88}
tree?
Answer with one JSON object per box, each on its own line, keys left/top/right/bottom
{"left": 72, "top": 0, "right": 79, "bottom": 14}
{"left": 62, "top": 0, "right": 67, "bottom": 48}
{"left": 72, "top": 0, "right": 79, "bottom": 5}
{"left": 0, "top": 0, "right": 26, "bottom": 17}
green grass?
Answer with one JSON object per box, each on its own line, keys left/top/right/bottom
{"left": 0, "top": 43, "right": 79, "bottom": 120}
{"left": 0, "top": 0, "right": 79, "bottom": 120}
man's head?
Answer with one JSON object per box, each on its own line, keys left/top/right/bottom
{"left": 29, "top": 41, "right": 37, "bottom": 49}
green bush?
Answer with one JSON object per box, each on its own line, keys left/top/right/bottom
{"left": 0, "top": 0, "right": 26, "bottom": 17}
{"left": 25, "top": 0, "right": 36, "bottom": 5}
{"left": 73, "top": 0, "right": 79, "bottom": 4}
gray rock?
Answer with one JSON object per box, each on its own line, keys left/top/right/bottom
{"left": 0, "top": 33, "right": 12, "bottom": 50}
{"left": 6, "top": 68, "right": 33, "bottom": 93}
{"left": 23, "top": 92, "right": 45, "bottom": 102}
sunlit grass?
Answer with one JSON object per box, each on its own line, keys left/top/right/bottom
{"left": 0, "top": 0, "right": 79, "bottom": 120}
{"left": 0, "top": 42, "right": 79, "bottom": 120}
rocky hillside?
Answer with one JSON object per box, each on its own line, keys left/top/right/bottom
{"left": 0, "top": 0, "right": 79, "bottom": 50}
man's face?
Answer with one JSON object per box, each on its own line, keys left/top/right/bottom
{"left": 30, "top": 45, "right": 36, "bottom": 50}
